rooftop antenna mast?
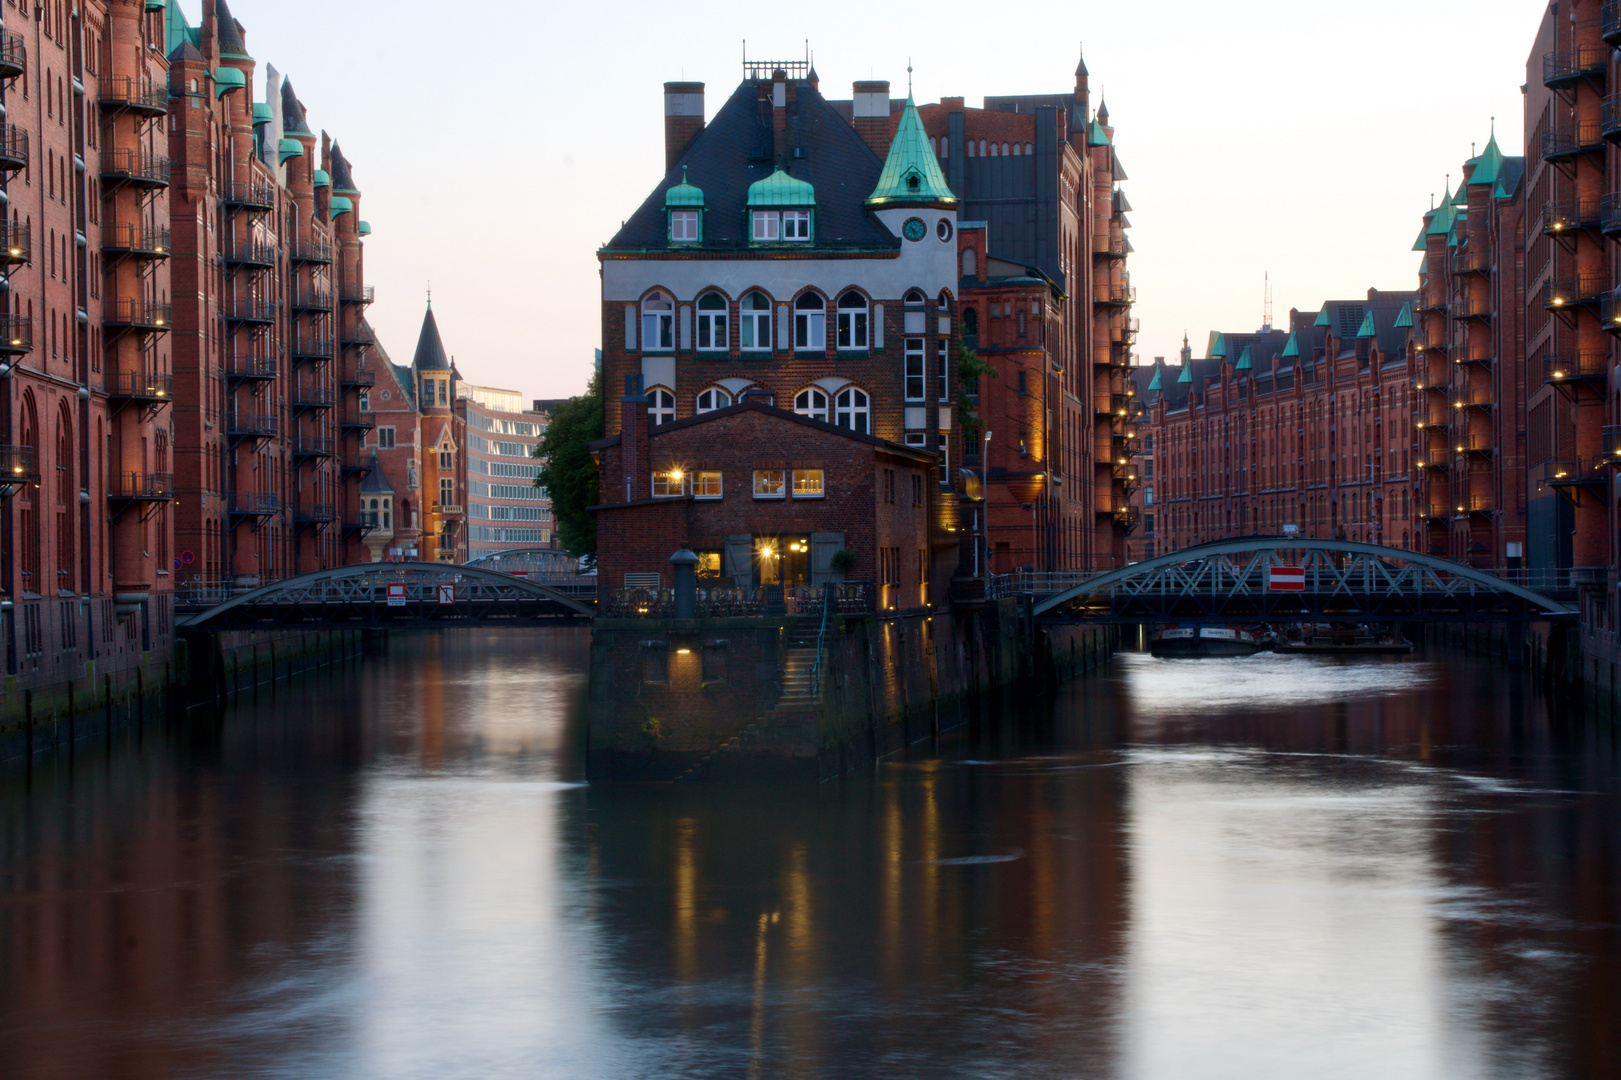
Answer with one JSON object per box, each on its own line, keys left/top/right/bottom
{"left": 1262, "top": 272, "right": 1273, "bottom": 332}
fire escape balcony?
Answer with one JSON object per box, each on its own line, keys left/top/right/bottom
{"left": 1419, "top": 501, "right": 1451, "bottom": 521}
{"left": 103, "top": 222, "right": 169, "bottom": 260}
{"left": 290, "top": 287, "right": 332, "bottom": 312}
{"left": 0, "top": 313, "right": 31, "bottom": 355}
{"left": 0, "top": 123, "right": 27, "bottom": 174}
{"left": 293, "top": 503, "right": 336, "bottom": 527}
{"left": 338, "top": 284, "right": 375, "bottom": 307}
{"left": 1544, "top": 350, "right": 1609, "bottom": 385}
{"left": 292, "top": 384, "right": 334, "bottom": 410}
{"left": 103, "top": 297, "right": 171, "bottom": 331}
{"left": 225, "top": 350, "right": 277, "bottom": 381}
{"left": 1111, "top": 461, "right": 1140, "bottom": 488}
{"left": 343, "top": 510, "right": 380, "bottom": 534}
{"left": 1416, "top": 407, "right": 1451, "bottom": 430}
{"left": 291, "top": 333, "right": 335, "bottom": 361}
{"left": 339, "top": 409, "right": 377, "bottom": 432}
{"left": 1451, "top": 432, "right": 1495, "bottom": 456}
{"left": 0, "top": 219, "right": 27, "bottom": 269}
{"left": 1544, "top": 457, "right": 1610, "bottom": 504}
{"left": 292, "top": 436, "right": 335, "bottom": 459}
{"left": 1449, "top": 384, "right": 1494, "bottom": 410}
{"left": 289, "top": 237, "right": 333, "bottom": 264}
{"left": 1543, "top": 45, "right": 1608, "bottom": 90}
{"left": 226, "top": 410, "right": 278, "bottom": 442}
{"left": 1604, "top": 93, "right": 1621, "bottom": 143}
{"left": 1091, "top": 234, "right": 1126, "bottom": 258}
{"left": 98, "top": 75, "right": 167, "bottom": 117}
{"left": 338, "top": 364, "right": 375, "bottom": 389}
{"left": 1452, "top": 494, "right": 1496, "bottom": 516}
{"left": 0, "top": 29, "right": 25, "bottom": 82}
{"left": 339, "top": 451, "right": 374, "bottom": 477}
{"left": 1414, "top": 291, "right": 1447, "bottom": 315}
{"left": 1602, "top": 193, "right": 1621, "bottom": 238}
{"left": 1416, "top": 447, "right": 1452, "bottom": 470}
{"left": 1093, "top": 280, "right": 1134, "bottom": 307}
{"left": 228, "top": 492, "right": 279, "bottom": 518}
{"left": 1602, "top": 291, "right": 1621, "bottom": 332}
{"left": 222, "top": 238, "right": 275, "bottom": 267}
{"left": 222, "top": 177, "right": 275, "bottom": 211}
{"left": 0, "top": 445, "right": 35, "bottom": 498}
{"left": 100, "top": 148, "right": 170, "bottom": 189}
{"left": 1453, "top": 345, "right": 1494, "bottom": 366}
{"left": 1543, "top": 120, "right": 1605, "bottom": 163}
{"left": 222, "top": 297, "right": 276, "bottom": 324}
{"left": 1607, "top": 1, "right": 1621, "bottom": 46}
{"left": 339, "top": 322, "right": 376, "bottom": 346}
{"left": 1543, "top": 275, "right": 1607, "bottom": 312}
{"left": 107, "top": 471, "right": 173, "bottom": 505}
{"left": 1603, "top": 425, "right": 1621, "bottom": 466}
{"left": 1451, "top": 247, "right": 1492, "bottom": 275}
{"left": 1544, "top": 197, "right": 1603, "bottom": 236}
{"left": 106, "top": 371, "right": 174, "bottom": 407}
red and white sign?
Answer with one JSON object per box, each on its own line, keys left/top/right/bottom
{"left": 1269, "top": 566, "right": 1305, "bottom": 591}
{"left": 437, "top": 583, "right": 456, "bottom": 606}
{"left": 386, "top": 582, "right": 407, "bottom": 607}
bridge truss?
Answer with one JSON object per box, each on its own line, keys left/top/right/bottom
{"left": 177, "top": 561, "right": 595, "bottom": 631}
{"left": 1030, "top": 538, "right": 1579, "bottom": 624}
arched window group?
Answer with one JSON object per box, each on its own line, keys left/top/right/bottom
{"left": 647, "top": 386, "right": 675, "bottom": 426}
{"left": 836, "top": 291, "right": 868, "bottom": 350}
{"left": 695, "top": 387, "right": 732, "bottom": 413}
{"left": 641, "top": 291, "right": 674, "bottom": 352}
{"left": 794, "top": 293, "right": 825, "bottom": 351}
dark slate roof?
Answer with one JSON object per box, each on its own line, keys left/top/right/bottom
{"left": 605, "top": 79, "right": 895, "bottom": 253}
{"left": 412, "top": 306, "right": 451, "bottom": 372}
{"left": 281, "top": 78, "right": 310, "bottom": 135}
{"left": 393, "top": 365, "right": 417, "bottom": 408}
{"left": 330, "top": 143, "right": 358, "bottom": 194}
{"left": 1365, "top": 289, "right": 1418, "bottom": 357}
{"left": 212, "top": 0, "right": 249, "bottom": 59}
{"left": 1496, "top": 156, "right": 1526, "bottom": 199}
{"left": 360, "top": 457, "right": 391, "bottom": 492}
{"left": 1075, "top": 50, "right": 1089, "bottom": 78}
{"left": 168, "top": 39, "right": 204, "bottom": 63}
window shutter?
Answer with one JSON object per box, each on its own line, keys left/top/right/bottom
{"left": 723, "top": 534, "right": 753, "bottom": 585}
{"left": 810, "top": 532, "right": 844, "bottom": 585}
{"left": 624, "top": 305, "right": 637, "bottom": 350}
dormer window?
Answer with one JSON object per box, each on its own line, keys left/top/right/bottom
{"left": 752, "top": 210, "right": 780, "bottom": 242}
{"left": 663, "top": 167, "right": 704, "bottom": 244}
{"left": 782, "top": 209, "right": 810, "bottom": 240}
{"left": 747, "top": 168, "right": 816, "bottom": 246}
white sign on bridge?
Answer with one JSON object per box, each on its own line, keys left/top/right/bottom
{"left": 1269, "top": 566, "right": 1305, "bottom": 592}
{"left": 437, "top": 583, "right": 456, "bottom": 606}
{"left": 386, "top": 582, "right": 407, "bottom": 607}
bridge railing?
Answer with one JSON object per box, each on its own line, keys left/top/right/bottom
{"left": 602, "top": 582, "right": 875, "bottom": 619}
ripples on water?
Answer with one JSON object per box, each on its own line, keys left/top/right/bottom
{"left": 0, "top": 631, "right": 1618, "bottom": 1079}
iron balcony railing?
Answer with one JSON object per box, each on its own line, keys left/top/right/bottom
{"left": 1543, "top": 120, "right": 1605, "bottom": 162}
{"left": 1451, "top": 432, "right": 1495, "bottom": 454}
{"left": 291, "top": 333, "right": 335, "bottom": 359}
{"left": 0, "top": 444, "right": 36, "bottom": 486}
{"left": 98, "top": 75, "right": 167, "bottom": 115}
{"left": 1419, "top": 502, "right": 1451, "bottom": 520}
{"left": 1416, "top": 406, "right": 1450, "bottom": 429}
{"left": 1450, "top": 247, "right": 1492, "bottom": 275}
{"left": 104, "top": 298, "right": 172, "bottom": 329}
{"left": 106, "top": 371, "right": 174, "bottom": 402}
{"left": 340, "top": 323, "right": 376, "bottom": 345}
{"left": 288, "top": 237, "right": 333, "bottom": 263}
{"left": 1544, "top": 457, "right": 1609, "bottom": 486}
{"left": 1451, "top": 296, "right": 1494, "bottom": 319}
{"left": 0, "top": 123, "right": 28, "bottom": 172}
{"left": 1416, "top": 447, "right": 1453, "bottom": 469}
{"left": 0, "top": 313, "right": 31, "bottom": 354}
{"left": 0, "top": 218, "right": 29, "bottom": 265}
{"left": 1543, "top": 275, "right": 1609, "bottom": 310}
{"left": 1452, "top": 494, "right": 1495, "bottom": 514}
{"left": 1544, "top": 351, "right": 1608, "bottom": 382}
{"left": 1607, "top": 1, "right": 1621, "bottom": 45}
{"left": 339, "top": 365, "right": 375, "bottom": 388}
{"left": 103, "top": 222, "right": 169, "bottom": 258}
{"left": 222, "top": 176, "right": 275, "bottom": 210}
{"left": 339, "top": 284, "right": 375, "bottom": 305}
{"left": 100, "top": 148, "right": 170, "bottom": 187}
{"left": 345, "top": 510, "right": 381, "bottom": 531}
{"left": 293, "top": 437, "right": 335, "bottom": 458}
{"left": 289, "top": 287, "right": 333, "bottom": 311}
{"left": 1604, "top": 426, "right": 1621, "bottom": 463}
{"left": 225, "top": 351, "right": 277, "bottom": 379}
{"left": 1544, "top": 198, "right": 1602, "bottom": 235}
{"left": 1415, "top": 291, "right": 1448, "bottom": 314}
{"left": 1453, "top": 344, "right": 1493, "bottom": 365}
{"left": 1602, "top": 193, "right": 1621, "bottom": 236}
{"left": 292, "top": 384, "right": 335, "bottom": 409}
{"left": 226, "top": 411, "right": 278, "bottom": 439}
{"left": 1091, "top": 234, "right": 1126, "bottom": 257}
{"left": 222, "top": 238, "right": 275, "bottom": 266}
{"left": 228, "top": 492, "right": 279, "bottom": 516}
{"left": 0, "top": 29, "right": 24, "bottom": 81}
{"left": 1449, "top": 383, "right": 1493, "bottom": 408}
{"left": 294, "top": 503, "right": 336, "bottom": 524}
{"left": 223, "top": 297, "right": 277, "bottom": 323}
{"left": 1543, "top": 44, "right": 1609, "bottom": 88}
{"left": 107, "top": 471, "right": 174, "bottom": 499}
{"left": 340, "top": 409, "right": 377, "bottom": 430}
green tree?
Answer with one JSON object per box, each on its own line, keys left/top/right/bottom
{"left": 533, "top": 372, "right": 602, "bottom": 559}
{"left": 957, "top": 341, "right": 997, "bottom": 440}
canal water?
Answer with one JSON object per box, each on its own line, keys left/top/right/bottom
{"left": 1, "top": 631, "right": 1618, "bottom": 1079}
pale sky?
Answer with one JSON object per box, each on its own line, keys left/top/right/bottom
{"left": 206, "top": 0, "right": 1544, "bottom": 399}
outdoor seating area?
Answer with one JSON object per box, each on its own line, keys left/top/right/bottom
{"left": 603, "top": 581, "right": 876, "bottom": 619}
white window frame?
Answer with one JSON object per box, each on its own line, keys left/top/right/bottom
{"left": 937, "top": 339, "right": 950, "bottom": 401}
{"left": 694, "top": 470, "right": 723, "bottom": 499}
{"left": 835, "top": 387, "right": 870, "bottom": 434}
{"left": 792, "top": 469, "right": 824, "bottom": 498}
{"left": 647, "top": 386, "right": 675, "bottom": 426}
{"left": 753, "top": 469, "right": 786, "bottom": 499}
{"left": 781, "top": 209, "right": 811, "bottom": 241}
{"left": 739, "top": 292, "right": 771, "bottom": 352}
{"left": 695, "top": 387, "right": 732, "bottom": 413}
{"left": 751, "top": 210, "right": 779, "bottom": 242}
{"left": 794, "top": 294, "right": 826, "bottom": 351}
{"left": 669, "top": 209, "right": 699, "bottom": 242}
{"left": 641, "top": 292, "right": 674, "bottom": 352}
{"left": 836, "top": 292, "right": 868, "bottom": 351}
{"left": 696, "top": 293, "right": 727, "bottom": 350}
{"left": 904, "top": 339, "right": 926, "bottom": 401}
{"left": 794, "top": 387, "right": 829, "bottom": 422}
{"left": 651, "top": 470, "right": 686, "bottom": 498}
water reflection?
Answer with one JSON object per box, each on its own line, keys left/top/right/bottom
{"left": 0, "top": 634, "right": 1617, "bottom": 1078}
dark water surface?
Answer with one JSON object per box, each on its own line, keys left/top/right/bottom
{"left": 2, "top": 631, "right": 1620, "bottom": 1079}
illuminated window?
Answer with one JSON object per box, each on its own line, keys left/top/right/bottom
{"left": 753, "top": 470, "right": 785, "bottom": 498}
{"left": 792, "top": 469, "right": 824, "bottom": 497}
{"left": 694, "top": 470, "right": 722, "bottom": 498}
{"left": 651, "top": 469, "right": 686, "bottom": 498}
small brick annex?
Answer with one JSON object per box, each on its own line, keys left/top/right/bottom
{"left": 590, "top": 392, "right": 947, "bottom": 610}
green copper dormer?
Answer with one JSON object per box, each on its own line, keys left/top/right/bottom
{"left": 1088, "top": 119, "right": 1111, "bottom": 147}
{"left": 1357, "top": 311, "right": 1376, "bottom": 339}
{"left": 1147, "top": 364, "right": 1163, "bottom": 392}
{"left": 867, "top": 99, "right": 956, "bottom": 206}
{"left": 1394, "top": 302, "right": 1413, "bottom": 329}
{"left": 251, "top": 102, "right": 273, "bottom": 126}
{"left": 1209, "top": 332, "right": 1227, "bottom": 359}
{"left": 1427, "top": 194, "right": 1456, "bottom": 237}
{"left": 165, "top": 0, "right": 201, "bottom": 56}
{"left": 277, "top": 137, "right": 304, "bottom": 164}
{"left": 1314, "top": 306, "right": 1331, "bottom": 328}
{"left": 1472, "top": 130, "right": 1505, "bottom": 187}
{"left": 1177, "top": 363, "right": 1193, "bottom": 385}
{"left": 748, "top": 169, "right": 815, "bottom": 244}
{"left": 1412, "top": 222, "right": 1430, "bottom": 251}
{"left": 1280, "top": 330, "right": 1300, "bottom": 359}
{"left": 665, "top": 168, "right": 704, "bottom": 244}
{"left": 329, "top": 196, "right": 353, "bottom": 221}
{"left": 1236, "top": 346, "right": 1253, "bottom": 371}
{"left": 213, "top": 67, "right": 245, "bottom": 98}
{"left": 358, "top": 221, "right": 372, "bottom": 237}
{"left": 312, "top": 169, "right": 331, "bottom": 188}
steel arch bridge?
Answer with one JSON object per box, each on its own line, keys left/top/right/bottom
{"left": 462, "top": 548, "right": 578, "bottom": 575}
{"left": 1029, "top": 538, "right": 1579, "bottom": 624}
{"left": 176, "top": 561, "right": 595, "bottom": 631}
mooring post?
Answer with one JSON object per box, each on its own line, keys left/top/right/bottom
{"left": 670, "top": 548, "right": 699, "bottom": 620}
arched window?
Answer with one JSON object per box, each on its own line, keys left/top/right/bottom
{"left": 641, "top": 291, "right": 674, "bottom": 352}
{"left": 647, "top": 387, "right": 675, "bottom": 426}
{"left": 695, "top": 387, "right": 732, "bottom": 413}
{"left": 930, "top": 137, "right": 938, "bottom": 156}
{"left": 794, "top": 292, "right": 826, "bottom": 351}
{"left": 978, "top": 139, "right": 987, "bottom": 156}
{"left": 1001, "top": 142, "right": 1010, "bottom": 156}
{"left": 903, "top": 289, "right": 926, "bottom": 306}
{"left": 1012, "top": 144, "right": 1021, "bottom": 156}
{"left": 966, "top": 140, "right": 975, "bottom": 158}
{"left": 961, "top": 248, "right": 977, "bottom": 279}
{"left": 836, "top": 291, "right": 868, "bottom": 350}
{"left": 794, "top": 387, "right": 829, "bottom": 422}
{"left": 740, "top": 291, "right": 771, "bottom": 351}
{"left": 963, "top": 306, "right": 978, "bottom": 338}
{"left": 835, "top": 387, "right": 870, "bottom": 433}
{"left": 696, "top": 291, "right": 728, "bottom": 351}
{"left": 1024, "top": 143, "right": 1033, "bottom": 155}
{"left": 988, "top": 143, "right": 997, "bottom": 157}
{"left": 940, "top": 136, "right": 949, "bottom": 157}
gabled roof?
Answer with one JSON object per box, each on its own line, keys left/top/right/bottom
{"left": 1208, "top": 332, "right": 1226, "bottom": 358}
{"left": 412, "top": 305, "right": 451, "bottom": 372}
{"left": 165, "top": 0, "right": 201, "bottom": 56}
{"left": 1470, "top": 129, "right": 1505, "bottom": 187}
{"left": 867, "top": 98, "right": 956, "bottom": 205}
{"left": 1280, "top": 329, "right": 1300, "bottom": 358}
{"left": 1314, "top": 306, "right": 1330, "bottom": 327}
{"left": 605, "top": 79, "right": 895, "bottom": 253}
{"left": 1236, "top": 345, "right": 1253, "bottom": 371}
{"left": 1177, "top": 362, "right": 1192, "bottom": 384}
{"left": 360, "top": 457, "right": 391, "bottom": 492}
{"left": 1394, "top": 302, "right": 1413, "bottom": 329}
{"left": 1147, "top": 363, "right": 1162, "bottom": 391}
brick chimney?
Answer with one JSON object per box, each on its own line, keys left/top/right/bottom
{"left": 663, "top": 82, "right": 705, "bottom": 173}
{"left": 620, "top": 374, "right": 649, "bottom": 503}
{"left": 852, "top": 80, "right": 891, "bottom": 158}
{"left": 772, "top": 69, "right": 789, "bottom": 166}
